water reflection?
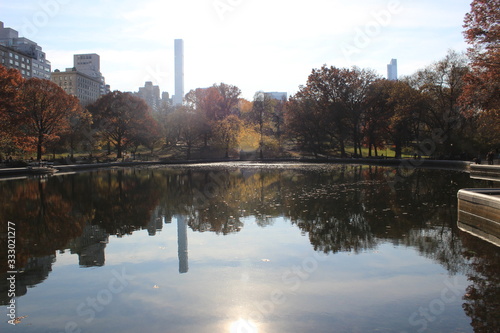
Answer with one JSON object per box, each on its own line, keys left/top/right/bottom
{"left": 0, "top": 164, "right": 498, "bottom": 332}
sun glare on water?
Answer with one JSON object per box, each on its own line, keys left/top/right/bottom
{"left": 229, "top": 319, "right": 258, "bottom": 333}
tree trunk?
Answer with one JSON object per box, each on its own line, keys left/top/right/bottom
{"left": 117, "top": 141, "right": 122, "bottom": 158}
{"left": 37, "top": 135, "right": 43, "bottom": 161}
{"left": 339, "top": 139, "right": 346, "bottom": 158}
{"left": 186, "top": 143, "right": 191, "bottom": 160}
{"left": 395, "top": 141, "right": 402, "bottom": 159}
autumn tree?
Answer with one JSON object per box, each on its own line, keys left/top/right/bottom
{"left": 250, "top": 91, "right": 274, "bottom": 158}
{"left": 386, "top": 80, "right": 426, "bottom": 158}
{"left": 341, "top": 67, "right": 379, "bottom": 157}
{"left": 286, "top": 91, "right": 329, "bottom": 157}
{"left": 15, "top": 78, "right": 81, "bottom": 160}
{"left": 287, "top": 66, "right": 378, "bottom": 157}
{"left": 129, "top": 111, "right": 162, "bottom": 155}
{"left": 270, "top": 96, "right": 286, "bottom": 149}
{"left": 214, "top": 83, "right": 241, "bottom": 120}
{"left": 58, "top": 109, "right": 93, "bottom": 159}
{"left": 166, "top": 106, "right": 206, "bottom": 159}
{"left": 212, "top": 114, "right": 242, "bottom": 158}
{"left": 89, "top": 91, "right": 155, "bottom": 158}
{"left": 473, "top": 109, "right": 500, "bottom": 149}
{"left": 462, "top": 0, "right": 500, "bottom": 150}
{"left": 363, "top": 79, "right": 395, "bottom": 157}
{"left": 408, "top": 51, "right": 470, "bottom": 156}
{"left": 304, "top": 66, "right": 350, "bottom": 157}
{"left": 463, "top": 0, "right": 500, "bottom": 111}
{"left": 185, "top": 83, "right": 241, "bottom": 151}
{"left": 0, "top": 65, "right": 24, "bottom": 156}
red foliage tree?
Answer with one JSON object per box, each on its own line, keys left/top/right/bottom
{"left": 462, "top": 0, "right": 500, "bottom": 112}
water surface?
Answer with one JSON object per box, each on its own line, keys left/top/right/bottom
{"left": 0, "top": 163, "right": 499, "bottom": 332}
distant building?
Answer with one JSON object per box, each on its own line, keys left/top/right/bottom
{"left": 51, "top": 68, "right": 101, "bottom": 106}
{"left": 0, "top": 21, "right": 51, "bottom": 79}
{"left": 387, "top": 59, "right": 398, "bottom": 81}
{"left": 173, "top": 39, "right": 184, "bottom": 106}
{"left": 162, "top": 92, "right": 171, "bottom": 105}
{"left": 134, "top": 81, "right": 171, "bottom": 112}
{"left": 265, "top": 92, "right": 288, "bottom": 101}
{"left": 74, "top": 53, "right": 109, "bottom": 95}
{"left": 136, "top": 81, "right": 161, "bottom": 111}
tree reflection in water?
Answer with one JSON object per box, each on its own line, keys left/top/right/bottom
{"left": 0, "top": 164, "right": 498, "bottom": 330}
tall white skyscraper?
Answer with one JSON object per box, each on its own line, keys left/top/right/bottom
{"left": 387, "top": 59, "right": 398, "bottom": 81}
{"left": 173, "top": 39, "right": 184, "bottom": 106}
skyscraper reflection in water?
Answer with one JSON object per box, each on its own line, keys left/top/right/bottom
{"left": 176, "top": 215, "right": 189, "bottom": 274}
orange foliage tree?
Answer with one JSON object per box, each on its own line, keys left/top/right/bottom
{"left": 15, "top": 78, "right": 81, "bottom": 160}
{"left": 0, "top": 65, "right": 25, "bottom": 156}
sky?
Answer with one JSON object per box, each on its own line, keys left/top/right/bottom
{"left": 0, "top": 0, "right": 472, "bottom": 100}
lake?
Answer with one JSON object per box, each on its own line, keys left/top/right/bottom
{"left": 1, "top": 162, "right": 499, "bottom": 333}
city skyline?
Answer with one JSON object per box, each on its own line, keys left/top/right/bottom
{"left": 0, "top": 0, "right": 471, "bottom": 100}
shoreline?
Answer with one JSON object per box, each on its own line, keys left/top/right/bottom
{"left": 0, "top": 157, "right": 474, "bottom": 179}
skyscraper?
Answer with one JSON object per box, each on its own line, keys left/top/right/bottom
{"left": 173, "top": 39, "right": 184, "bottom": 106}
{"left": 387, "top": 59, "right": 398, "bottom": 81}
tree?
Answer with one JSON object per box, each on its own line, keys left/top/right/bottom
{"left": 185, "top": 83, "right": 241, "bottom": 149}
{"left": 166, "top": 106, "right": 206, "bottom": 159}
{"left": 287, "top": 66, "right": 378, "bottom": 157}
{"left": 409, "top": 51, "right": 470, "bottom": 156}
{"left": 214, "top": 83, "right": 241, "bottom": 120}
{"left": 251, "top": 91, "right": 274, "bottom": 158}
{"left": 15, "top": 78, "right": 81, "bottom": 160}
{"left": 212, "top": 114, "right": 242, "bottom": 158}
{"left": 462, "top": 0, "right": 500, "bottom": 111}
{"left": 474, "top": 108, "right": 500, "bottom": 149}
{"left": 363, "top": 79, "right": 394, "bottom": 157}
{"left": 305, "top": 66, "right": 350, "bottom": 157}
{"left": 270, "top": 97, "right": 286, "bottom": 149}
{"left": 386, "top": 80, "right": 425, "bottom": 158}
{"left": 129, "top": 111, "right": 162, "bottom": 156}
{"left": 286, "top": 90, "right": 328, "bottom": 157}
{"left": 341, "top": 67, "right": 379, "bottom": 157}
{"left": 59, "top": 109, "right": 93, "bottom": 159}
{"left": 0, "top": 67, "right": 21, "bottom": 156}
{"left": 89, "top": 91, "right": 153, "bottom": 158}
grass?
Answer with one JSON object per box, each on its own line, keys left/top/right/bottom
{"left": 343, "top": 146, "right": 427, "bottom": 159}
